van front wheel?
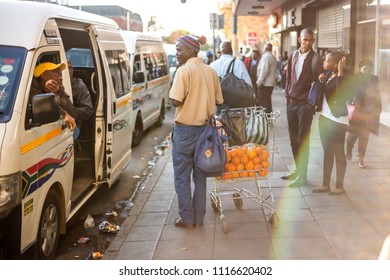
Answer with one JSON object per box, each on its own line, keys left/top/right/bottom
{"left": 35, "top": 189, "right": 60, "bottom": 259}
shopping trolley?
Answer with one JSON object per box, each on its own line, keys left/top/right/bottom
{"left": 210, "top": 107, "right": 280, "bottom": 234}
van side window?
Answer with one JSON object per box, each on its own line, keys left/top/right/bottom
{"left": 106, "top": 50, "right": 130, "bottom": 98}
{"left": 26, "top": 52, "right": 62, "bottom": 128}
{"left": 143, "top": 54, "right": 154, "bottom": 81}
{"left": 133, "top": 54, "right": 142, "bottom": 80}
{"left": 156, "top": 53, "right": 168, "bottom": 76}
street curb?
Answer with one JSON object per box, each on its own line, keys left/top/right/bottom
{"left": 102, "top": 142, "right": 172, "bottom": 260}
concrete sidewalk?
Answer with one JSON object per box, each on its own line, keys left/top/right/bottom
{"left": 103, "top": 89, "right": 390, "bottom": 260}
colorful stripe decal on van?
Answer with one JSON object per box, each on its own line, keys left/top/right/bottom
{"left": 116, "top": 96, "right": 132, "bottom": 110}
{"left": 147, "top": 76, "right": 169, "bottom": 88}
{"left": 21, "top": 144, "right": 73, "bottom": 198}
{"left": 21, "top": 127, "right": 62, "bottom": 154}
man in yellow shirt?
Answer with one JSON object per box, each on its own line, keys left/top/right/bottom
{"left": 170, "top": 34, "right": 223, "bottom": 229}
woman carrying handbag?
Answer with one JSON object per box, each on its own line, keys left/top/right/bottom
{"left": 346, "top": 59, "right": 382, "bottom": 168}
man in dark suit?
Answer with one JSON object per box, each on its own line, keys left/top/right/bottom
{"left": 283, "top": 28, "right": 324, "bottom": 188}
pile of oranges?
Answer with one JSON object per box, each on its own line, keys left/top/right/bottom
{"left": 217, "top": 144, "right": 270, "bottom": 180}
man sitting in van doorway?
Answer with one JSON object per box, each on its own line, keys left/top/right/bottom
{"left": 67, "top": 60, "right": 93, "bottom": 142}
{"left": 31, "top": 62, "right": 78, "bottom": 136}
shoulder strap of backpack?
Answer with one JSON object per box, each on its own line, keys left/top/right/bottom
{"left": 311, "top": 52, "right": 319, "bottom": 81}
{"left": 226, "top": 58, "right": 235, "bottom": 74}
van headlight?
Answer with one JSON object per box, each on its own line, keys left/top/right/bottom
{"left": 0, "top": 172, "right": 22, "bottom": 214}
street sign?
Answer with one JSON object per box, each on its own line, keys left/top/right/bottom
{"left": 210, "top": 13, "right": 217, "bottom": 29}
{"left": 247, "top": 32, "right": 258, "bottom": 45}
{"left": 210, "top": 13, "right": 224, "bottom": 30}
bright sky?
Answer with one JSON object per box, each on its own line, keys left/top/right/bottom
{"left": 67, "top": 0, "right": 225, "bottom": 37}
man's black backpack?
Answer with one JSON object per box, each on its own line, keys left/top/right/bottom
{"left": 219, "top": 59, "right": 256, "bottom": 109}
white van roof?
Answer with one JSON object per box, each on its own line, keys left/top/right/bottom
{"left": 120, "top": 30, "right": 163, "bottom": 54}
{"left": 0, "top": 1, "right": 118, "bottom": 49}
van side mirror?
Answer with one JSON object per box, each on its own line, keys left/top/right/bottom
{"left": 26, "top": 93, "right": 60, "bottom": 129}
{"left": 133, "top": 71, "right": 145, "bottom": 84}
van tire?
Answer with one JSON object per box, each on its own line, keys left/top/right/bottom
{"left": 155, "top": 101, "right": 165, "bottom": 127}
{"left": 132, "top": 114, "right": 143, "bottom": 147}
{"left": 35, "top": 189, "right": 60, "bottom": 260}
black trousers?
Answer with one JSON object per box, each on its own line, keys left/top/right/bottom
{"left": 318, "top": 115, "right": 347, "bottom": 188}
{"left": 286, "top": 102, "right": 314, "bottom": 180}
{"left": 257, "top": 85, "right": 274, "bottom": 114}
{"left": 346, "top": 122, "right": 370, "bottom": 159}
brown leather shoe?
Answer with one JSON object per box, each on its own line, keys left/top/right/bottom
{"left": 312, "top": 186, "right": 330, "bottom": 193}
{"left": 329, "top": 188, "right": 345, "bottom": 195}
{"left": 174, "top": 218, "right": 193, "bottom": 230}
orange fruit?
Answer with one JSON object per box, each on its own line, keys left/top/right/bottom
{"left": 223, "top": 173, "right": 232, "bottom": 180}
{"left": 240, "top": 171, "right": 248, "bottom": 178}
{"left": 226, "top": 163, "right": 236, "bottom": 172}
{"left": 232, "top": 172, "right": 239, "bottom": 178}
{"left": 248, "top": 171, "right": 256, "bottom": 177}
{"left": 254, "top": 163, "right": 262, "bottom": 170}
{"left": 255, "top": 145, "right": 265, "bottom": 155}
{"left": 236, "top": 163, "right": 244, "bottom": 171}
{"left": 232, "top": 156, "right": 240, "bottom": 165}
{"left": 241, "top": 155, "right": 249, "bottom": 165}
{"left": 235, "top": 147, "right": 243, "bottom": 157}
{"left": 261, "top": 150, "right": 270, "bottom": 160}
{"left": 253, "top": 157, "right": 261, "bottom": 165}
{"left": 247, "top": 148, "right": 257, "bottom": 159}
{"left": 259, "top": 169, "right": 268, "bottom": 177}
{"left": 229, "top": 149, "right": 237, "bottom": 159}
{"left": 241, "top": 146, "right": 248, "bottom": 155}
{"left": 245, "top": 161, "right": 254, "bottom": 170}
{"left": 261, "top": 160, "right": 270, "bottom": 168}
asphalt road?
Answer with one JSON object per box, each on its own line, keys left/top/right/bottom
{"left": 54, "top": 108, "right": 174, "bottom": 260}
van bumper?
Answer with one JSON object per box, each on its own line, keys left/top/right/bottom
{"left": 0, "top": 205, "right": 21, "bottom": 259}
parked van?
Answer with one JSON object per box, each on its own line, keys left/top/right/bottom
{"left": 0, "top": 1, "right": 133, "bottom": 259}
{"left": 121, "top": 31, "right": 170, "bottom": 146}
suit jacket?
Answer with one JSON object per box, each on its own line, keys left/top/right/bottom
{"left": 285, "top": 49, "right": 324, "bottom": 104}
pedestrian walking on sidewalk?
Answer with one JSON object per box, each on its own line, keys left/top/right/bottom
{"left": 346, "top": 59, "right": 382, "bottom": 169}
{"left": 256, "top": 42, "right": 278, "bottom": 113}
{"left": 283, "top": 28, "right": 324, "bottom": 188}
{"left": 169, "top": 34, "right": 224, "bottom": 229}
{"left": 313, "top": 52, "right": 350, "bottom": 195}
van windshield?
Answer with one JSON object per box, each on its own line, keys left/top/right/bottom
{"left": 0, "top": 46, "right": 26, "bottom": 123}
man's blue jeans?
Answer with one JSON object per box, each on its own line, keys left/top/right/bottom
{"left": 172, "top": 124, "right": 207, "bottom": 226}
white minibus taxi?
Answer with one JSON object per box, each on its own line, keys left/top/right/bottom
{"left": 0, "top": 1, "right": 133, "bottom": 259}
{"left": 120, "top": 31, "right": 170, "bottom": 146}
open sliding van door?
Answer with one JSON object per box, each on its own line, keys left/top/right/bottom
{"left": 92, "top": 25, "right": 133, "bottom": 186}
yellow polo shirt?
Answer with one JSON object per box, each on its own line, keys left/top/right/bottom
{"left": 169, "top": 57, "right": 223, "bottom": 126}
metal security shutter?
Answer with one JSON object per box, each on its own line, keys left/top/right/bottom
{"left": 318, "top": 2, "right": 347, "bottom": 49}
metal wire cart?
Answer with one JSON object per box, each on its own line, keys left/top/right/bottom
{"left": 210, "top": 107, "right": 280, "bottom": 233}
